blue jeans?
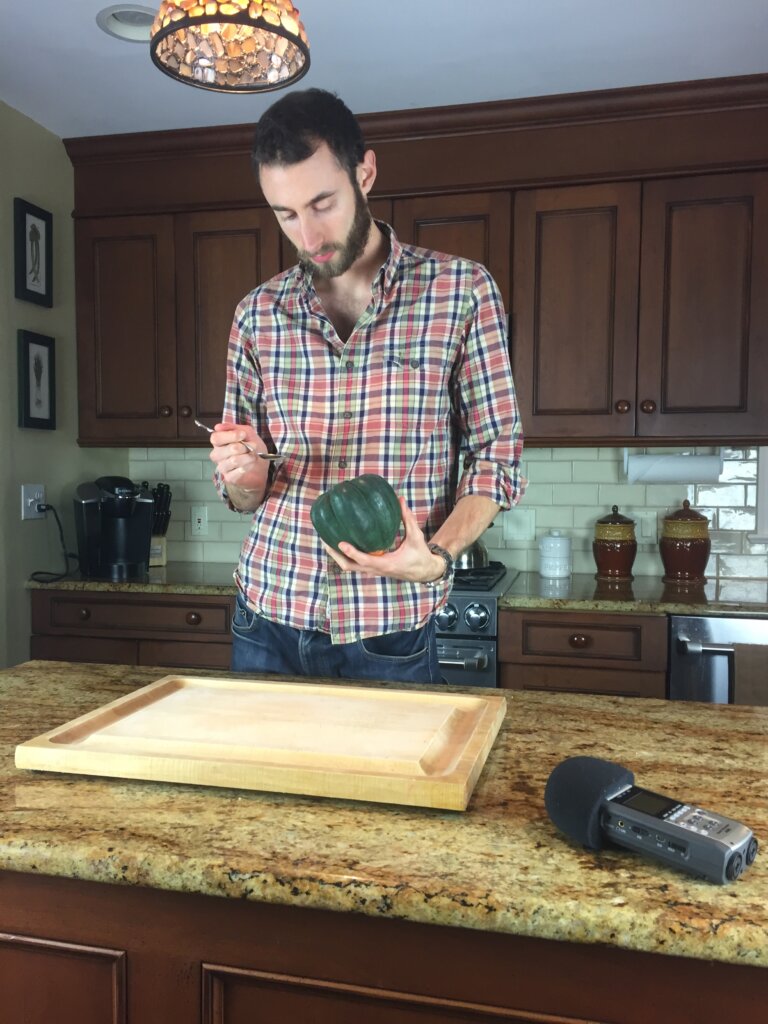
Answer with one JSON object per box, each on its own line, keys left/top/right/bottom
{"left": 231, "top": 594, "right": 442, "bottom": 684}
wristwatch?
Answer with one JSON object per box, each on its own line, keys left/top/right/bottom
{"left": 423, "top": 543, "right": 455, "bottom": 588}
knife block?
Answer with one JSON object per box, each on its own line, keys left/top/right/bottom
{"left": 149, "top": 535, "right": 167, "bottom": 567}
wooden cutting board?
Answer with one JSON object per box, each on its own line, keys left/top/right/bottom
{"left": 15, "top": 676, "right": 507, "bottom": 810}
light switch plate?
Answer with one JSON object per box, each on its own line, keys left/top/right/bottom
{"left": 634, "top": 509, "right": 659, "bottom": 540}
{"left": 502, "top": 507, "right": 536, "bottom": 541}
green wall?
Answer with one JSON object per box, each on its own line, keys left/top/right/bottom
{"left": 0, "top": 100, "right": 125, "bottom": 668}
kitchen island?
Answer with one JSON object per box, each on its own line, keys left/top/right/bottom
{"left": 1, "top": 661, "right": 766, "bottom": 1023}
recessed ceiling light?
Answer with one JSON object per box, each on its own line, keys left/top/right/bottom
{"left": 96, "top": 4, "right": 156, "bottom": 43}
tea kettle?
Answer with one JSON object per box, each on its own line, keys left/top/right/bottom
{"left": 455, "top": 539, "right": 489, "bottom": 570}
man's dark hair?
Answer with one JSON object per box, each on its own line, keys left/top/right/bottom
{"left": 251, "top": 88, "right": 365, "bottom": 180}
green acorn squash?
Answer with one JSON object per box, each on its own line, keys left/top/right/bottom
{"left": 310, "top": 474, "right": 402, "bottom": 554}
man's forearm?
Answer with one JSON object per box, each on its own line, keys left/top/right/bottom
{"left": 226, "top": 481, "right": 268, "bottom": 512}
{"left": 429, "top": 494, "right": 501, "bottom": 559}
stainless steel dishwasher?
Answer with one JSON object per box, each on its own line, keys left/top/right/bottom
{"left": 669, "top": 615, "right": 768, "bottom": 703}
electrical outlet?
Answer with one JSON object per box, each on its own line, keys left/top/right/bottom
{"left": 635, "top": 510, "right": 659, "bottom": 541}
{"left": 191, "top": 505, "right": 208, "bottom": 536}
{"left": 21, "top": 483, "right": 46, "bottom": 521}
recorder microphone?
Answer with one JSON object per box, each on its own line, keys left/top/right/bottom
{"left": 544, "top": 756, "right": 758, "bottom": 884}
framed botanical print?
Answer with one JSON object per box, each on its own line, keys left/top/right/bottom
{"left": 18, "top": 330, "right": 56, "bottom": 430}
{"left": 14, "top": 198, "right": 53, "bottom": 307}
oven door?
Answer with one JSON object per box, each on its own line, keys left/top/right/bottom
{"left": 436, "top": 638, "right": 497, "bottom": 687}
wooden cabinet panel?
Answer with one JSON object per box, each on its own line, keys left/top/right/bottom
{"left": 499, "top": 664, "right": 666, "bottom": 699}
{"left": 30, "top": 590, "right": 235, "bottom": 669}
{"left": 75, "top": 208, "right": 281, "bottom": 446}
{"left": 76, "top": 216, "right": 177, "bottom": 444}
{"left": 498, "top": 609, "right": 668, "bottom": 697}
{"left": 637, "top": 172, "right": 768, "bottom": 439}
{"left": 0, "top": 933, "right": 125, "bottom": 1024}
{"left": 138, "top": 640, "right": 232, "bottom": 670}
{"left": 175, "top": 208, "right": 281, "bottom": 443}
{"left": 512, "top": 183, "right": 641, "bottom": 438}
{"left": 203, "top": 963, "right": 542, "bottom": 1023}
{"left": 30, "top": 635, "right": 138, "bottom": 665}
{"left": 393, "top": 192, "right": 511, "bottom": 308}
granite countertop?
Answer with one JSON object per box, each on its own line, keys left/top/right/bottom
{"left": 1, "top": 661, "right": 766, "bottom": 969}
{"left": 28, "top": 563, "right": 768, "bottom": 618}
{"left": 500, "top": 571, "right": 768, "bottom": 617}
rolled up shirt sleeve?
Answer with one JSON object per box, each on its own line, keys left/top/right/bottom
{"left": 452, "top": 267, "right": 526, "bottom": 510}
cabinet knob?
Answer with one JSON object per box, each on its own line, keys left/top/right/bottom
{"left": 79, "top": 607, "right": 91, "bottom": 621}
{"left": 640, "top": 399, "right": 657, "bottom": 414}
{"left": 614, "top": 400, "right": 631, "bottom": 414}
{"left": 186, "top": 611, "right": 202, "bottom": 626}
{"left": 179, "top": 406, "right": 192, "bottom": 418}
{"left": 159, "top": 406, "right": 173, "bottom": 418}
{"left": 568, "top": 633, "right": 590, "bottom": 649}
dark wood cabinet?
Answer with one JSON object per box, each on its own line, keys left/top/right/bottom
{"left": 393, "top": 192, "right": 512, "bottom": 307}
{"left": 636, "top": 172, "right": 768, "bottom": 441}
{"left": 4, "top": 869, "right": 763, "bottom": 1024}
{"left": 75, "top": 215, "right": 178, "bottom": 444}
{"left": 30, "top": 589, "right": 235, "bottom": 670}
{"left": 498, "top": 609, "right": 668, "bottom": 697}
{"left": 75, "top": 208, "right": 281, "bottom": 446}
{"left": 512, "top": 172, "right": 768, "bottom": 443}
{"left": 512, "top": 183, "right": 641, "bottom": 439}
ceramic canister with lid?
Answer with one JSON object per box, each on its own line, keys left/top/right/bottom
{"left": 659, "top": 499, "right": 711, "bottom": 583}
{"left": 593, "top": 505, "right": 637, "bottom": 581}
{"left": 538, "top": 531, "right": 572, "bottom": 578}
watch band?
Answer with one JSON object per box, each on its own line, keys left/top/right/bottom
{"left": 424, "top": 543, "right": 455, "bottom": 588}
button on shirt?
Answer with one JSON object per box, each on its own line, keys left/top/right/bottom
{"left": 217, "top": 223, "right": 525, "bottom": 643}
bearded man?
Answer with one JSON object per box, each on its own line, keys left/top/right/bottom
{"left": 210, "top": 89, "right": 525, "bottom": 682}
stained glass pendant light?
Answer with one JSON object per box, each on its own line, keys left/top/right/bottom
{"left": 150, "top": 0, "right": 310, "bottom": 92}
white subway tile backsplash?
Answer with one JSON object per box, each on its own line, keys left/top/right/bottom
{"left": 133, "top": 446, "right": 766, "bottom": 581}
{"left": 163, "top": 461, "right": 204, "bottom": 482}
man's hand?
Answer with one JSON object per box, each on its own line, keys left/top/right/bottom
{"left": 208, "top": 422, "right": 270, "bottom": 510}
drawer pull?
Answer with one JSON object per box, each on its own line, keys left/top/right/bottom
{"left": 568, "top": 633, "right": 591, "bottom": 649}
{"left": 186, "top": 611, "right": 202, "bottom": 626}
{"left": 79, "top": 607, "right": 91, "bottom": 621}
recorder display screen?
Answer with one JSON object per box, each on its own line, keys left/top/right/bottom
{"left": 616, "top": 787, "right": 678, "bottom": 818}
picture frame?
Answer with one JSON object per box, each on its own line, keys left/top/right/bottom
{"left": 14, "top": 198, "right": 53, "bottom": 307}
{"left": 18, "top": 330, "right": 56, "bottom": 430}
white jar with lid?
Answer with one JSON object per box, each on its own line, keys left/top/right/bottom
{"left": 538, "top": 531, "right": 572, "bottom": 578}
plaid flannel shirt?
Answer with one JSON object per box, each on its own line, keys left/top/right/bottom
{"left": 217, "top": 223, "right": 525, "bottom": 643}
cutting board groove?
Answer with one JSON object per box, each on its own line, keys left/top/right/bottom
{"left": 16, "top": 676, "right": 507, "bottom": 810}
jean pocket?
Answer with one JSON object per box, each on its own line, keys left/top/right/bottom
{"left": 358, "top": 624, "right": 431, "bottom": 663}
{"left": 232, "top": 594, "right": 258, "bottom": 634}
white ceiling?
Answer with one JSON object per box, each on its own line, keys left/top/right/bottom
{"left": 1, "top": 0, "right": 767, "bottom": 140}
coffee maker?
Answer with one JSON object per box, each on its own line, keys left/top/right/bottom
{"left": 74, "top": 476, "right": 154, "bottom": 580}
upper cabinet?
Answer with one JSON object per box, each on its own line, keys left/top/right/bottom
{"left": 512, "top": 172, "right": 768, "bottom": 444}
{"left": 76, "top": 208, "right": 281, "bottom": 446}
{"left": 393, "top": 192, "right": 511, "bottom": 308}
{"left": 66, "top": 77, "right": 768, "bottom": 447}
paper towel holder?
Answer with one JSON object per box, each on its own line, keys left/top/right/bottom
{"left": 622, "top": 448, "right": 723, "bottom": 484}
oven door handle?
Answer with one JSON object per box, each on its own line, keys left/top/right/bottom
{"left": 677, "top": 636, "right": 735, "bottom": 656}
{"left": 438, "top": 654, "right": 489, "bottom": 671}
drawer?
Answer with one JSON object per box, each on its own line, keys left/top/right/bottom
{"left": 499, "top": 610, "right": 667, "bottom": 673}
{"left": 31, "top": 590, "right": 235, "bottom": 642}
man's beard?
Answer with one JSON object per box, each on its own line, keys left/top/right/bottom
{"left": 298, "top": 184, "right": 372, "bottom": 280}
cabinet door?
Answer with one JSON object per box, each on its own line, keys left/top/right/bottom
{"left": 76, "top": 215, "right": 178, "bottom": 444}
{"left": 637, "top": 172, "right": 768, "bottom": 439}
{"left": 512, "top": 183, "right": 641, "bottom": 440}
{"left": 175, "top": 208, "right": 281, "bottom": 442}
{"left": 393, "top": 192, "right": 511, "bottom": 308}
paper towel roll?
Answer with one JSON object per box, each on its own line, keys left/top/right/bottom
{"left": 624, "top": 453, "right": 723, "bottom": 484}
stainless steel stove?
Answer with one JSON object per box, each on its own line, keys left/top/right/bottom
{"left": 435, "top": 561, "right": 518, "bottom": 687}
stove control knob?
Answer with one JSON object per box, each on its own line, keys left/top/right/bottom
{"left": 464, "top": 602, "right": 490, "bottom": 632}
{"left": 435, "top": 604, "right": 459, "bottom": 631}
